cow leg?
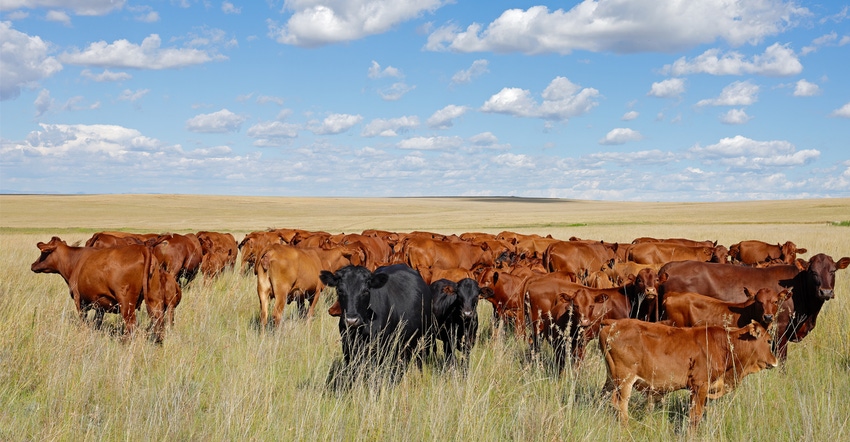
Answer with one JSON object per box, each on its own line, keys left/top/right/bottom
{"left": 256, "top": 269, "right": 272, "bottom": 328}
{"left": 613, "top": 375, "right": 636, "bottom": 425}
{"left": 688, "top": 385, "right": 709, "bottom": 429}
{"left": 145, "top": 297, "right": 166, "bottom": 344}
{"left": 306, "top": 287, "right": 323, "bottom": 318}
{"left": 119, "top": 299, "right": 137, "bottom": 341}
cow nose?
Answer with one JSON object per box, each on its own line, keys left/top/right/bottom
{"left": 344, "top": 316, "right": 361, "bottom": 327}
{"left": 763, "top": 314, "right": 774, "bottom": 322}
{"left": 819, "top": 289, "right": 834, "bottom": 299}
{"left": 579, "top": 317, "right": 590, "bottom": 327}
{"left": 462, "top": 309, "right": 475, "bottom": 318}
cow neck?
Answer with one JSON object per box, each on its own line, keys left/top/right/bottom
{"left": 788, "top": 267, "right": 823, "bottom": 335}
{"left": 54, "top": 243, "right": 88, "bottom": 283}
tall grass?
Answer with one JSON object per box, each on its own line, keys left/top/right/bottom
{"left": 2, "top": 197, "right": 849, "bottom": 441}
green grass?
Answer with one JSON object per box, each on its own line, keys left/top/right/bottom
{"left": 2, "top": 196, "right": 849, "bottom": 441}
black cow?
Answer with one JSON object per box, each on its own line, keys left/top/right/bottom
{"left": 320, "top": 264, "right": 433, "bottom": 384}
{"left": 430, "top": 278, "right": 481, "bottom": 367}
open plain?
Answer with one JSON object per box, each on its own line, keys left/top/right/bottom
{"left": 1, "top": 195, "right": 849, "bottom": 441}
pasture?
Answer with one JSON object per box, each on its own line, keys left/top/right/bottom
{"left": 1, "top": 194, "right": 849, "bottom": 441}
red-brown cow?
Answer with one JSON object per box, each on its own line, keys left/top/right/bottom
{"left": 729, "top": 240, "right": 807, "bottom": 265}
{"left": 147, "top": 233, "right": 203, "bottom": 285}
{"left": 658, "top": 253, "right": 850, "bottom": 361}
{"left": 238, "top": 230, "right": 288, "bottom": 273}
{"left": 197, "top": 231, "right": 239, "bottom": 278}
{"left": 599, "top": 319, "right": 777, "bottom": 429}
{"left": 631, "top": 237, "right": 715, "bottom": 247}
{"left": 31, "top": 237, "right": 175, "bottom": 341}
{"left": 477, "top": 267, "right": 528, "bottom": 332}
{"left": 543, "top": 240, "right": 617, "bottom": 277}
{"left": 255, "top": 244, "right": 325, "bottom": 327}
{"left": 663, "top": 287, "right": 790, "bottom": 329}
{"left": 628, "top": 242, "right": 720, "bottom": 264}
{"left": 85, "top": 231, "right": 159, "bottom": 248}
{"left": 402, "top": 237, "right": 495, "bottom": 272}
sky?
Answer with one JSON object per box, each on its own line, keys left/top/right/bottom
{"left": 1, "top": 1, "right": 849, "bottom": 201}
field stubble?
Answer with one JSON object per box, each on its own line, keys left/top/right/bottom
{"left": 1, "top": 195, "right": 849, "bottom": 441}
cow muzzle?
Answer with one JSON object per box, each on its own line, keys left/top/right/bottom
{"left": 763, "top": 314, "right": 774, "bottom": 323}
{"left": 462, "top": 309, "right": 475, "bottom": 319}
{"left": 344, "top": 316, "right": 363, "bottom": 327}
{"left": 818, "top": 289, "right": 835, "bottom": 300}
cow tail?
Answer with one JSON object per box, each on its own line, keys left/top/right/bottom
{"left": 142, "top": 246, "right": 155, "bottom": 302}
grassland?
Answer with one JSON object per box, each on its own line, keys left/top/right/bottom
{"left": 1, "top": 195, "right": 849, "bottom": 441}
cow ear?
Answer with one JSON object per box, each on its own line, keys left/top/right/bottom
{"left": 492, "top": 271, "right": 500, "bottom": 285}
{"left": 594, "top": 293, "right": 609, "bottom": 303}
{"left": 442, "top": 285, "right": 456, "bottom": 296}
{"left": 797, "top": 248, "right": 808, "bottom": 255}
{"left": 795, "top": 258, "right": 808, "bottom": 271}
{"left": 836, "top": 257, "right": 850, "bottom": 270}
{"left": 627, "top": 274, "right": 636, "bottom": 284}
{"left": 558, "top": 292, "right": 575, "bottom": 303}
{"left": 319, "top": 270, "right": 339, "bottom": 287}
{"left": 747, "top": 320, "right": 762, "bottom": 338}
{"left": 369, "top": 273, "right": 389, "bottom": 289}
{"left": 327, "top": 300, "right": 342, "bottom": 317}
{"left": 743, "top": 287, "right": 754, "bottom": 299}
{"left": 657, "top": 272, "right": 668, "bottom": 285}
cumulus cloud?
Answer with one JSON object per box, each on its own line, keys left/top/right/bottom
{"left": 308, "top": 113, "right": 363, "bottom": 135}
{"left": 1, "top": 1, "right": 127, "bottom": 15}
{"left": 222, "top": 2, "right": 241, "bottom": 14}
{"left": 584, "top": 149, "right": 676, "bottom": 166}
{"left": 451, "top": 59, "right": 489, "bottom": 85}
{"left": 118, "top": 88, "right": 149, "bottom": 102}
{"left": 793, "top": 79, "right": 820, "bottom": 96}
{"left": 59, "top": 34, "right": 225, "bottom": 69}
{"left": 46, "top": 10, "right": 71, "bottom": 25}
{"left": 425, "top": 1, "right": 808, "bottom": 54}
{"left": 599, "top": 128, "right": 643, "bottom": 145}
{"left": 80, "top": 69, "right": 131, "bottom": 82}
{"left": 481, "top": 76, "right": 599, "bottom": 121}
{"left": 831, "top": 102, "right": 850, "bottom": 118}
{"left": 33, "top": 88, "right": 53, "bottom": 117}
{"left": 469, "top": 132, "right": 498, "bottom": 146}
{"left": 663, "top": 43, "right": 802, "bottom": 77}
{"left": 621, "top": 111, "right": 639, "bottom": 121}
{"left": 0, "top": 22, "right": 63, "bottom": 101}
{"left": 689, "top": 135, "right": 819, "bottom": 170}
{"left": 269, "top": 0, "right": 447, "bottom": 47}
{"left": 377, "top": 82, "right": 415, "bottom": 101}
{"left": 647, "top": 78, "right": 685, "bottom": 98}
{"left": 368, "top": 60, "right": 402, "bottom": 79}
{"left": 185, "top": 109, "right": 247, "bottom": 133}
{"left": 427, "top": 104, "right": 469, "bottom": 129}
{"left": 7, "top": 123, "right": 166, "bottom": 157}
{"left": 397, "top": 136, "right": 464, "bottom": 150}
{"left": 720, "top": 108, "right": 753, "bottom": 124}
{"left": 246, "top": 121, "right": 300, "bottom": 146}
{"left": 696, "top": 81, "right": 759, "bottom": 106}
{"left": 362, "top": 116, "right": 419, "bottom": 137}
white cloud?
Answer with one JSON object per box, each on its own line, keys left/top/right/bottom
{"left": 663, "top": 43, "right": 802, "bottom": 77}
{"left": 118, "top": 88, "right": 149, "bottom": 102}
{"left": 397, "top": 136, "right": 464, "bottom": 150}
{"left": 308, "top": 113, "right": 363, "bottom": 135}
{"left": 1, "top": 1, "right": 126, "bottom": 15}
{"left": 793, "top": 79, "right": 820, "bottom": 96}
{"left": 368, "top": 61, "right": 402, "bottom": 79}
{"left": 80, "top": 69, "right": 131, "bottom": 82}
{"left": 599, "top": 128, "right": 643, "bottom": 145}
{"left": 469, "top": 132, "right": 498, "bottom": 146}
{"left": 269, "top": 0, "right": 447, "bottom": 47}
{"left": 720, "top": 108, "right": 753, "bottom": 124}
{"left": 451, "top": 59, "right": 489, "bottom": 85}
{"left": 8, "top": 123, "right": 166, "bottom": 157}
{"left": 427, "top": 104, "right": 469, "bottom": 129}
{"left": 689, "top": 135, "right": 819, "bottom": 169}
{"left": 425, "top": 1, "right": 808, "bottom": 54}
{"left": 222, "top": 2, "right": 241, "bottom": 14}
{"left": 0, "top": 22, "right": 63, "bottom": 101}
{"left": 831, "top": 102, "right": 850, "bottom": 118}
{"left": 59, "top": 34, "right": 225, "bottom": 69}
{"left": 378, "top": 82, "right": 414, "bottom": 101}
{"left": 621, "top": 111, "right": 639, "bottom": 121}
{"left": 647, "top": 78, "right": 685, "bottom": 98}
{"left": 246, "top": 121, "right": 300, "bottom": 146}
{"left": 481, "top": 76, "right": 599, "bottom": 121}
{"left": 696, "top": 81, "right": 759, "bottom": 106}
{"left": 185, "top": 109, "right": 247, "bottom": 133}
{"left": 33, "top": 88, "right": 53, "bottom": 117}
{"left": 362, "top": 116, "right": 419, "bottom": 137}
{"left": 584, "top": 149, "right": 676, "bottom": 166}
{"left": 45, "top": 10, "right": 71, "bottom": 25}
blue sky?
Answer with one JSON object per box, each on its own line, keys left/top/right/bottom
{"left": 1, "top": 1, "right": 849, "bottom": 201}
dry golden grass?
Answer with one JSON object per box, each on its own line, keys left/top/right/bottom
{"left": 1, "top": 195, "right": 849, "bottom": 441}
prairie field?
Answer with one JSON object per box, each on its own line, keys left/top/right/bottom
{"left": 1, "top": 194, "right": 849, "bottom": 441}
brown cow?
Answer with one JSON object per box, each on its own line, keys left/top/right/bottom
{"left": 255, "top": 244, "right": 325, "bottom": 327}
{"left": 599, "top": 319, "right": 777, "bottom": 429}
{"left": 663, "top": 287, "right": 790, "bottom": 329}
{"left": 238, "top": 230, "right": 287, "bottom": 273}
{"left": 631, "top": 237, "right": 715, "bottom": 247}
{"left": 729, "top": 240, "right": 807, "bottom": 265}
{"left": 477, "top": 267, "right": 529, "bottom": 331}
{"left": 85, "top": 231, "right": 159, "bottom": 248}
{"left": 30, "top": 237, "right": 174, "bottom": 341}
{"left": 521, "top": 271, "right": 583, "bottom": 347}
{"left": 147, "top": 233, "right": 203, "bottom": 285}
{"left": 627, "top": 242, "right": 720, "bottom": 264}
{"left": 543, "top": 240, "right": 616, "bottom": 277}
{"left": 658, "top": 253, "right": 850, "bottom": 361}
{"left": 402, "top": 237, "right": 495, "bottom": 272}
{"left": 197, "top": 231, "right": 239, "bottom": 278}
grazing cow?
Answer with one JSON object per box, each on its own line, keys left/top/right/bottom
{"left": 631, "top": 237, "right": 715, "bottom": 247}
{"left": 147, "top": 233, "right": 203, "bottom": 285}
{"left": 658, "top": 253, "right": 850, "bottom": 361}
{"left": 255, "top": 244, "right": 327, "bottom": 327}
{"left": 238, "top": 230, "right": 288, "bottom": 273}
{"left": 85, "top": 231, "right": 159, "bottom": 248}
{"left": 196, "top": 231, "right": 238, "bottom": 278}
{"left": 402, "top": 237, "right": 495, "bottom": 272}
{"left": 599, "top": 319, "right": 777, "bottom": 429}
{"left": 521, "top": 271, "right": 584, "bottom": 349}
{"left": 30, "top": 237, "right": 172, "bottom": 341}
{"left": 430, "top": 278, "right": 482, "bottom": 366}
{"left": 543, "top": 240, "right": 617, "bottom": 277}
{"left": 627, "top": 242, "right": 719, "bottom": 265}
{"left": 663, "top": 287, "right": 790, "bottom": 329}
{"left": 729, "top": 240, "right": 807, "bottom": 265}
{"left": 320, "top": 264, "right": 433, "bottom": 382}
{"left": 476, "top": 268, "right": 527, "bottom": 331}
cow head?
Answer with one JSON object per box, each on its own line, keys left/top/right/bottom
{"left": 628, "top": 268, "right": 658, "bottom": 300}
{"left": 712, "top": 245, "right": 730, "bottom": 263}
{"left": 780, "top": 241, "right": 806, "bottom": 264}
{"left": 805, "top": 253, "right": 850, "bottom": 300}
{"left": 31, "top": 236, "right": 66, "bottom": 274}
{"left": 456, "top": 278, "right": 482, "bottom": 321}
{"left": 559, "top": 289, "right": 606, "bottom": 330}
{"left": 320, "top": 265, "right": 388, "bottom": 328}
{"left": 743, "top": 287, "right": 791, "bottom": 326}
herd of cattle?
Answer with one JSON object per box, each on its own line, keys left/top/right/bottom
{"left": 30, "top": 228, "right": 849, "bottom": 429}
